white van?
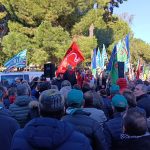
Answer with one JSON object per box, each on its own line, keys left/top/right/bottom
{"left": 0, "top": 71, "right": 44, "bottom": 85}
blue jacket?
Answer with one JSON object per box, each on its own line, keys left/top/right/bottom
{"left": 103, "top": 113, "right": 123, "bottom": 150}
{"left": 0, "top": 108, "right": 20, "bottom": 150}
{"left": 9, "top": 95, "right": 32, "bottom": 127}
{"left": 102, "top": 96, "right": 113, "bottom": 119}
{"left": 11, "top": 117, "right": 92, "bottom": 150}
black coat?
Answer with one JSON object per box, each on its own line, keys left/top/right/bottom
{"left": 137, "top": 94, "right": 150, "bottom": 117}
{"left": 116, "top": 133, "right": 150, "bottom": 150}
{"left": 62, "top": 110, "right": 108, "bottom": 150}
{"left": 63, "top": 70, "right": 77, "bottom": 86}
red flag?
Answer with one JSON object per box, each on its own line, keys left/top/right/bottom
{"left": 136, "top": 58, "right": 143, "bottom": 79}
{"left": 56, "top": 42, "right": 84, "bottom": 75}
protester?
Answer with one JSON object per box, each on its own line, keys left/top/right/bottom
{"left": 63, "top": 65, "right": 77, "bottom": 86}
{"left": 73, "top": 84, "right": 82, "bottom": 90}
{"left": 116, "top": 108, "right": 150, "bottom": 150}
{"left": 28, "top": 100, "right": 40, "bottom": 119}
{"left": 52, "top": 73, "right": 64, "bottom": 90}
{"left": 62, "top": 89, "right": 108, "bottom": 150}
{"left": 37, "top": 81, "right": 51, "bottom": 94}
{"left": 83, "top": 69, "right": 94, "bottom": 86}
{"left": 134, "top": 84, "right": 150, "bottom": 117}
{"left": 117, "top": 78, "right": 128, "bottom": 94}
{"left": 104, "top": 94, "right": 128, "bottom": 150}
{"left": 8, "top": 87, "right": 17, "bottom": 104}
{"left": 82, "top": 82, "right": 91, "bottom": 93}
{"left": 9, "top": 84, "right": 32, "bottom": 127}
{"left": 0, "top": 86, "right": 10, "bottom": 109}
{"left": 123, "top": 89, "right": 146, "bottom": 116}
{"left": 90, "top": 84, "right": 104, "bottom": 110}
{"left": 100, "top": 89, "right": 113, "bottom": 119}
{"left": 11, "top": 89, "right": 92, "bottom": 150}
{"left": 0, "top": 89, "right": 20, "bottom": 150}
{"left": 109, "top": 84, "right": 120, "bottom": 99}
{"left": 30, "top": 77, "right": 40, "bottom": 99}
{"left": 83, "top": 90, "right": 107, "bottom": 124}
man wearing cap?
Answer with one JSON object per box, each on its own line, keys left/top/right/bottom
{"left": 62, "top": 89, "right": 108, "bottom": 150}
{"left": 11, "top": 89, "right": 92, "bottom": 150}
{"left": 103, "top": 94, "right": 128, "bottom": 150}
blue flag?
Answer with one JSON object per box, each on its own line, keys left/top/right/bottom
{"left": 107, "top": 45, "right": 118, "bottom": 84}
{"left": 91, "top": 48, "right": 97, "bottom": 77}
{"left": 125, "top": 34, "right": 130, "bottom": 59}
{"left": 107, "top": 45, "right": 117, "bottom": 72}
{"left": 96, "top": 47, "right": 101, "bottom": 68}
{"left": 4, "top": 49, "right": 27, "bottom": 71}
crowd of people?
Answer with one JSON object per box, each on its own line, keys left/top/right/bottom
{"left": 0, "top": 65, "right": 150, "bottom": 150}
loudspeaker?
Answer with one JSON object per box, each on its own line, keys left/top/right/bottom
{"left": 118, "top": 62, "right": 124, "bottom": 78}
{"left": 44, "top": 63, "right": 55, "bottom": 79}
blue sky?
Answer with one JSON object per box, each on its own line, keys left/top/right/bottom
{"left": 114, "top": 0, "right": 150, "bottom": 44}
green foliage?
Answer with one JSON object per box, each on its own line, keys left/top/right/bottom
{"left": 2, "top": 31, "right": 31, "bottom": 58}
{"left": 0, "top": 0, "right": 150, "bottom": 67}
{"left": 77, "top": 36, "right": 97, "bottom": 63}
{"left": 34, "top": 21, "right": 71, "bottom": 64}
{"left": 130, "top": 38, "right": 150, "bottom": 64}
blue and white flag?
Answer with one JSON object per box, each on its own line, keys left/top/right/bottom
{"left": 96, "top": 47, "right": 101, "bottom": 69}
{"left": 4, "top": 49, "right": 27, "bottom": 71}
{"left": 101, "top": 44, "right": 108, "bottom": 69}
{"left": 91, "top": 48, "right": 97, "bottom": 77}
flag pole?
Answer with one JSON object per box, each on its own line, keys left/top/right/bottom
{"left": 26, "top": 50, "right": 28, "bottom": 71}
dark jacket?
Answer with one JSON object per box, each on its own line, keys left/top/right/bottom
{"left": 102, "top": 96, "right": 113, "bottom": 119}
{"left": 62, "top": 109, "right": 107, "bottom": 150}
{"left": 11, "top": 117, "right": 92, "bottom": 150}
{"left": 0, "top": 103, "right": 12, "bottom": 117}
{"left": 103, "top": 113, "right": 123, "bottom": 150}
{"left": 52, "top": 78, "right": 64, "bottom": 90}
{"left": 0, "top": 108, "right": 20, "bottom": 150}
{"left": 137, "top": 94, "right": 150, "bottom": 117}
{"left": 115, "top": 133, "right": 150, "bottom": 150}
{"left": 9, "top": 95, "right": 31, "bottom": 127}
{"left": 63, "top": 70, "right": 77, "bottom": 86}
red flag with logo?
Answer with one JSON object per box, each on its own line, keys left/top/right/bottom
{"left": 56, "top": 42, "right": 85, "bottom": 75}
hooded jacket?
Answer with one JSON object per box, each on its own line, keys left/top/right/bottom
{"left": 9, "top": 95, "right": 32, "bottom": 127}
{"left": 11, "top": 117, "right": 92, "bottom": 150}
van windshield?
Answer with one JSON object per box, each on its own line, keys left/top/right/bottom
{"left": 1, "top": 74, "right": 29, "bottom": 86}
